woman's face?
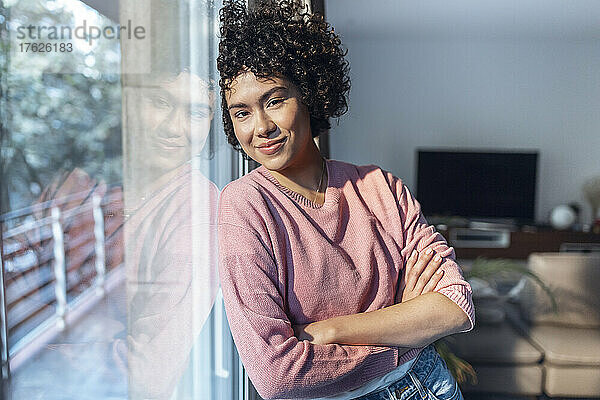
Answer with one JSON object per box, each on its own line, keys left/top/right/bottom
{"left": 226, "top": 71, "right": 313, "bottom": 172}
{"left": 138, "top": 71, "right": 213, "bottom": 174}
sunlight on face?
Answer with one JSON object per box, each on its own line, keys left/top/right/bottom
{"left": 226, "top": 71, "right": 312, "bottom": 172}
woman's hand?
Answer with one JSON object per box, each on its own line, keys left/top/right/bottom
{"left": 400, "top": 248, "right": 444, "bottom": 303}
{"left": 293, "top": 321, "right": 334, "bottom": 345}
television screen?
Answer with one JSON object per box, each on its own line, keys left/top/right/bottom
{"left": 416, "top": 149, "right": 538, "bottom": 223}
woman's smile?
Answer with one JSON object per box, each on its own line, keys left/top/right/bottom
{"left": 256, "top": 136, "right": 287, "bottom": 155}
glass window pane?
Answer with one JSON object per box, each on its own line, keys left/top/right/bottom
{"left": 1, "top": 0, "right": 236, "bottom": 399}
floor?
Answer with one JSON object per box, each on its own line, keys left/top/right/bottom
{"left": 6, "top": 282, "right": 128, "bottom": 400}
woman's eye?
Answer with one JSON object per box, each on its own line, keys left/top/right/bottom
{"left": 267, "top": 98, "right": 284, "bottom": 107}
{"left": 151, "top": 96, "right": 171, "bottom": 109}
{"left": 234, "top": 110, "right": 249, "bottom": 119}
{"left": 190, "top": 109, "right": 209, "bottom": 120}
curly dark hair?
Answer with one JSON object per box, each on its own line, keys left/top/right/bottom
{"left": 217, "top": 0, "right": 351, "bottom": 155}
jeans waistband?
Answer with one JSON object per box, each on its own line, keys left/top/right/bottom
{"left": 353, "top": 345, "right": 439, "bottom": 400}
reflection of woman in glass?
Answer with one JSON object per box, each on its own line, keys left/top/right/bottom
{"left": 217, "top": 1, "right": 474, "bottom": 399}
{"left": 123, "top": 69, "right": 219, "bottom": 400}
{"left": 124, "top": 70, "right": 214, "bottom": 210}
{"left": 120, "top": 1, "right": 223, "bottom": 397}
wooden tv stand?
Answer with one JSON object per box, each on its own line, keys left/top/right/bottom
{"left": 437, "top": 227, "right": 600, "bottom": 260}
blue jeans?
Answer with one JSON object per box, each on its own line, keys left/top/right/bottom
{"left": 353, "top": 345, "right": 463, "bottom": 400}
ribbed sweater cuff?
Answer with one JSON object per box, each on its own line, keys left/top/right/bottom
{"left": 298, "top": 346, "right": 399, "bottom": 398}
{"left": 438, "top": 284, "right": 475, "bottom": 332}
{"left": 365, "top": 345, "right": 400, "bottom": 379}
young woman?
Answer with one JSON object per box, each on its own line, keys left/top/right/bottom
{"left": 216, "top": 1, "right": 474, "bottom": 399}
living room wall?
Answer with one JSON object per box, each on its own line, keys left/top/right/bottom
{"left": 326, "top": 0, "right": 600, "bottom": 225}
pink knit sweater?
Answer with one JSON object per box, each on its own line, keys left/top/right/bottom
{"left": 217, "top": 159, "right": 474, "bottom": 400}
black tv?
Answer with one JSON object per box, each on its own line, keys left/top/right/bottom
{"left": 416, "top": 149, "right": 538, "bottom": 223}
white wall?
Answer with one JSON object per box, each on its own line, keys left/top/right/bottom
{"left": 326, "top": 1, "right": 600, "bottom": 224}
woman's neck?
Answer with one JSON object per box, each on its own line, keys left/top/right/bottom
{"left": 268, "top": 147, "right": 327, "bottom": 205}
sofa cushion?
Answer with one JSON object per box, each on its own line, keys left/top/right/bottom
{"left": 460, "top": 365, "right": 543, "bottom": 395}
{"left": 449, "top": 321, "right": 542, "bottom": 364}
{"left": 526, "top": 324, "right": 600, "bottom": 367}
{"left": 544, "top": 364, "right": 600, "bottom": 397}
{"left": 520, "top": 253, "right": 600, "bottom": 328}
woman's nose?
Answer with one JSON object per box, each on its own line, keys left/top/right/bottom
{"left": 158, "top": 107, "right": 189, "bottom": 139}
{"left": 254, "top": 110, "right": 277, "bottom": 138}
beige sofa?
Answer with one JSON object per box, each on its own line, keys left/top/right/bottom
{"left": 449, "top": 252, "right": 600, "bottom": 397}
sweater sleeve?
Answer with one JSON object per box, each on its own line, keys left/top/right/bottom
{"left": 218, "top": 189, "right": 399, "bottom": 399}
{"left": 389, "top": 174, "right": 475, "bottom": 333}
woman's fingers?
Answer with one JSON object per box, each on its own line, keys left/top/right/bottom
{"left": 405, "top": 248, "right": 434, "bottom": 290}
{"left": 422, "top": 268, "right": 444, "bottom": 293}
{"left": 413, "top": 251, "right": 444, "bottom": 294}
{"left": 403, "top": 250, "right": 418, "bottom": 288}
{"left": 403, "top": 250, "right": 419, "bottom": 290}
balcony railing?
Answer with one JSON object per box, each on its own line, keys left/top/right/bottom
{"left": 0, "top": 185, "right": 124, "bottom": 370}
